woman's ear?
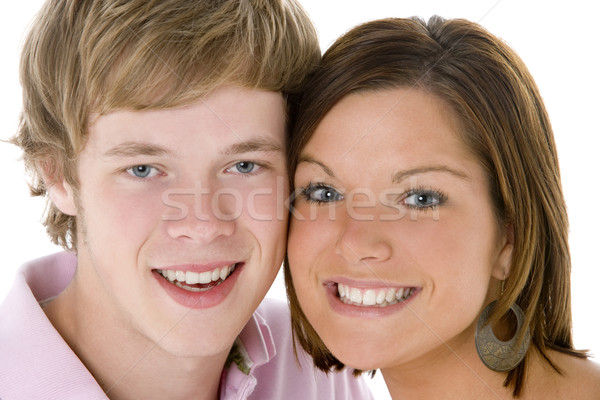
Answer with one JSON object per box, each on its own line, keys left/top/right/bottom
{"left": 38, "top": 159, "right": 78, "bottom": 216}
{"left": 491, "top": 223, "right": 514, "bottom": 280}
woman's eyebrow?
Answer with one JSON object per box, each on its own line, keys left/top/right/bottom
{"left": 297, "top": 155, "right": 336, "bottom": 177}
{"left": 392, "top": 165, "right": 469, "bottom": 183}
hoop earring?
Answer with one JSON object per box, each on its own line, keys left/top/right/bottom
{"left": 475, "top": 300, "right": 530, "bottom": 372}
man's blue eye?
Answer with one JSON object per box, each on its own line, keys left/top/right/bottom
{"left": 127, "top": 165, "right": 155, "bottom": 178}
{"left": 235, "top": 161, "right": 256, "bottom": 174}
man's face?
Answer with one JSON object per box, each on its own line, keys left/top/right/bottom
{"left": 66, "top": 86, "right": 288, "bottom": 357}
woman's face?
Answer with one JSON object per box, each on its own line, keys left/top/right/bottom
{"left": 288, "top": 88, "right": 513, "bottom": 371}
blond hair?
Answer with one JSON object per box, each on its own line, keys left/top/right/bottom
{"left": 13, "top": 0, "right": 320, "bottom": 249}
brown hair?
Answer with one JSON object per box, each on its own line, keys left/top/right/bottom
{"left": 13, "top": 0, "right": 320, "bottom": 249}
{"left": 285, "top": 16, "right": 585, "bottom": 397}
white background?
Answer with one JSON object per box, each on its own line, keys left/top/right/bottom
{"left": 1, "top": 2, "right": 598, "bottom": 399}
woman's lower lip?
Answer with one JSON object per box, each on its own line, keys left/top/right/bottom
{"left": 153, "top": 263, "right": 242, "bottom": 309}
{"left": 324, "top": 283, "right": 418, "bottom": 318}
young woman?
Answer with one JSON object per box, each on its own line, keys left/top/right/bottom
{"left": 285, "top": 16, "right": 600, "bottom": 399}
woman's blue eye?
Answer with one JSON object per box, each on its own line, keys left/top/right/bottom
{"left": 127, "top": 165, "right": 157, "bottom": 178}
{"left": 302, "top": 184, "right": 343, "bottom": 204}
{"left": 403, "top": 190, "right": 444, "bottom": 208}
{"left": 234, "top": 161, "right": 256, "bottom": 174}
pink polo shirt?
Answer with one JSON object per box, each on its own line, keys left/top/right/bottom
{"left": 0, "top": 252, "right": 373, "bottom": 400}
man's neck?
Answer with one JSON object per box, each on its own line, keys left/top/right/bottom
{"left": 43, "top": 276, "right": 230, "bottom": 400}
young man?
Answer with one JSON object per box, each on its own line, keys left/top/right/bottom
{"left": 0, "top": 1, "right": 373, "bottom": 399}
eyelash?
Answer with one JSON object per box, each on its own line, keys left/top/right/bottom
{"left": 399, "top": 186, "right": 448, "bottom": 211}
{"left": 299, "top": 182, "right": 344, "bottom": 204}
{"left": 125, "top": 164, "right": 163, "bottom": 180}
{"left": 298, "top": 182, "right": 448, "bottom": 210}
{"left": 123, "top": 160, "right": 268, "bottom": 180}
{"left": 224, "top": 160, "right": 267, "bottom": 176}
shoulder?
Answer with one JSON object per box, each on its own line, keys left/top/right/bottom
{"left": 553, "top": 351, "right": 600, "bottom": 398}
{"left": 525, "top": 349, "right": 600, "bottom": 399}
{"left": 249, "top": 298, "right": 375, "bottom": 400}
{"left": 255, "top": 297, "right": 290, "bottom": 319}
{"left": 250, "top": 297, "right": 290, "bottom": 344}
{"left": 20, "top": 251, "right": 77, "bottom": 301}
{"left": 0, "top": 255, "right": 104, "bottom": 398}
{"left": 252, "top": 297, "right": 298, "bottom": 368}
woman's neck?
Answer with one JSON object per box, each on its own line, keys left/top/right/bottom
{"left": 380, "top": 326, "right": 514, "bottom": 400}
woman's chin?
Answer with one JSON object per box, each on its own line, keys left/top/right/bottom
{"left": 326, "top": 343, "right": 392, "bottom": 372}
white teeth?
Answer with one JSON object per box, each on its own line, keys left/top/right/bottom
{"left": 158, "top": 264, "right": 236, "bottom": 288}
{"left": 176, "top": 270, "right": 186, "bottom": 282}
{"left": 211, "top": 268, "right": 220, "bottom": 282}
{"left": 395, "top": 288, "right": 405, "bottom": 300}
{"left": 385, "top": 288, "right": 395, "bottom": 303}
{"left": 167, "top": 270, "right": 176, "bottom": 281}
{"left": 362, "top": 290, "right": 377, "bottom": 306}
{"left": 198, "top": 271, "right": 212, "bottom": 284}
{"left": 350, "top": 288, "right": 362, "bottom": 303}
{"left": 337, "top": 283, "right": 415, "bottom": 307}
{"left": 185, "top": 271, "right": 199, "bottom": 285}
{"left": 219, "top": 266, "right": 229, "bottom": 281}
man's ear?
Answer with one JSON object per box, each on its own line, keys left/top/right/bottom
{"left": 491, "top": 223, "right": 514, "bottom": 280}
{"left": 38, "top": 159, "right": 78, "bottom": 216}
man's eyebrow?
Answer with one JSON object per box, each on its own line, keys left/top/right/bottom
{"left": 103, "top": 142, "right": 173, "bottom": 158}
{"left": 220, "top": 138, "right": 283, "bottom": 155}
{"left": 296, "top": 155, "right": 336, "bottom": 177}
{"left": 392, "top": 165, "right": 469, "bottom": 183}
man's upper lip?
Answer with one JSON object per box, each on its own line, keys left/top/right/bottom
{"left": 154, "top": 261, "right": 240, "bottom": 273}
